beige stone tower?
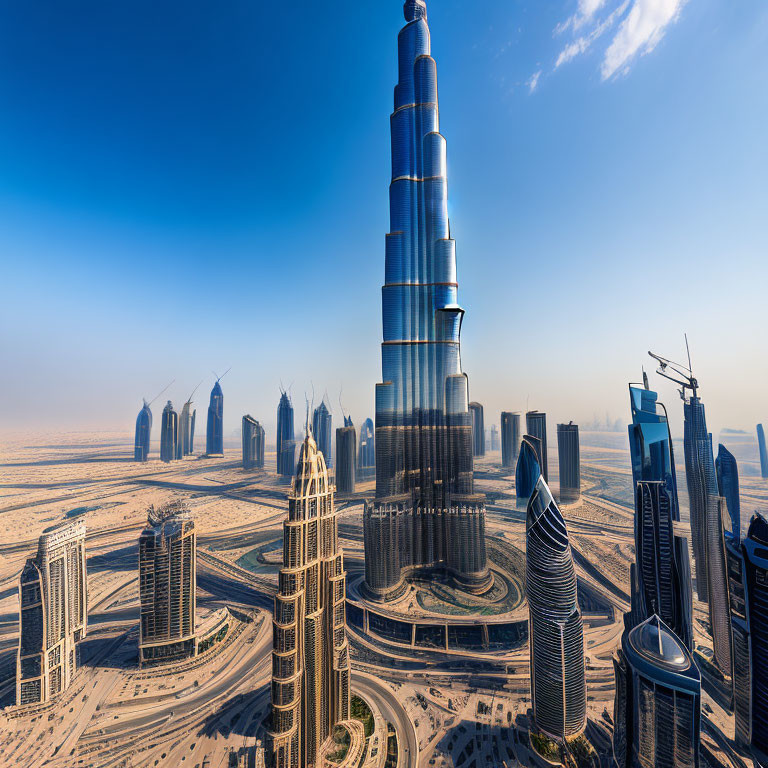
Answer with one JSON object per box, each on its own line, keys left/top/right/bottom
{"left": 268, "top": 430, "right": 351, "bottom": 768}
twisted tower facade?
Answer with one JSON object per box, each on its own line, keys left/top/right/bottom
{"left": 363, "top": 0, "right": 490, "bottom": 600}
{"left": 268, "top": 433, "right": 351, "bottom": 768}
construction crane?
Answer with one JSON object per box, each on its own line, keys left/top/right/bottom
{"left": 144, "top": 379, "right": 175, "bottom": 409}
{"left": 648, "top": 334, "right": 698, "bottom": 399}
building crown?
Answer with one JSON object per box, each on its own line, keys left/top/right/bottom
{"left": 404, "top": 0, "right": 427, "bottom": 22}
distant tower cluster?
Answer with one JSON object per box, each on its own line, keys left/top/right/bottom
{"left": 758, "top": 424, "right": 768, "bottom": 479}
{"left": 500, "top": 411, "right": 521, "bottom": 469}
{"left": 243, "top": 415, "right": 266, "bottom": 469}
{"left": 277, "top": 391, "right": 296, "bottom": 478}
{"left": 206, "top": 379, "right": 225, "bottom": 456}
{"left": 556, "top": 422, "right": 580, "bottom": 502}
{"left": 525, "top": 451, "right": 586, "bottom": 738}
{"left": 357, "top": 417, "right": 375, "bottom": 477}
{"left": 469, "top": 402, "right": 485, "bottom": 458}
{"left": 490, "top": 424, "right": 499, "bottom": 452}
{"left": 267, "top": 432, "right": 351, "bottom": 768}
{"left": 160, "top": 401, "right": 179, "bottom": 463}
{"left": 336, "top": 420, "right": 356, "bottom": 494}
{"left": 312, "top": 399, "right": 333, "bottom": 468}
{"left": 526, "top": 411, "right": 548, "bottom": 482}
{"left": 138, "top": 502, "right": 197, "bottom": 667}
{"left": 17, "top": 520, "right": 87, "bottom": 706}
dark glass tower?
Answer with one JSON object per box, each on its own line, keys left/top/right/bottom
{"left": 757, "top": 424, "right": 768, "bottom": 479}
{"left": 501, "top": 411, "right": 521, "bottom": 469}
{"left": 626, "top": 384, "right": 693, "bottom": 651}
{"left": 179, "top": 398, "right": 196, "bottom": 458}
{"left": 312, "top": 399, "right": 333, "bottom": 468}
{"left": 716, "top": 443, "right": 741, "bottom": 540}
{"left": 526, "top": 467, "right": 586, "bottom": 738}
{"left": 160, "top": 400, "right": 179, "bottom": 463}
{"left": 363, "top": 0, "right": 489, "bottom": 601}
{"left": 516, "top": 435, "right": 542, "bottom": 510}
{"left": 205, "top": 380, "right": 224, "bottom": 456}
{"left": 336, "top": 425, "right": 356, "bottom": 494}
{"left": 526, "top": 411, "right": 548, "bottom": 482}
{"left": 358, "top": 417, "right": 375, "bottom": 471}
{"left": 134, "top": 401, "right": 152, "bottom": 462}
{"left": 613, "top": 615, "right": 701, "bottom": 768}
{"left": 557, "top": 422, "right": 580, "bottom": 503}
{"left": 242, "top": 415, "right": 265, "bottom": 469}
{"left": 277, "top": 391, "right": 295, "bottom": 478}
{"left": 469, "top": 402, "right": 485, "bottom": 458}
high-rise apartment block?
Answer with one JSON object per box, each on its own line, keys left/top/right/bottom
{"left": 243, "top": 415, "right": 266, "bottom": 469}
{"left": 17, "top": 520, "right": 88, "bottom": 705}
{"left": 138, "top": 503, "right": 196, "bottom": 667}
{"left": 160, "top": 400, "right": 178, "bottom": 463}
{"left": 526, "top": 411, "right": 548, "bottom": 482}
{"left": 179, "top": 397, "right": 196, "bottom": 457}
{"left": 277, "top": 391, "right": 296, "bottom": 478}
{"left": 501, "top": 411, "right": 521, "bottom": 469}
{"left": 557, "top": 422, "right": 580, "bottom": 502}
{"left": 267, "top": 433, "right": 351, "bottom": 768}
{"left": 362, "top": 0, "right": 489, "bottom": 601}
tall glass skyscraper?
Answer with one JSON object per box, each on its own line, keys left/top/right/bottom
{"left": 362, "top": 0, "right": 489, "bottom": 601}
{"left": 134, "top": 401, "right": 152, "bottom": 462}
{"left": 526, "top": 411, "right": 548, "bottom": 482}
{"left": 160, "top": 401, "right": 179, "bottom": 463}
{"left": 626, "top": 384, "right": 692, "bottom": 651}
{"left": 516, "top": 435, "right": 542, "bottom": 511}
{"left": 242, "top": 415, "right": 265, "bottom": 469}
{"left": 501, "top": 411, "right": 521, "bottom": 469}
{"left": 179, "top": 398, "right": 196, "bottom": 458}
{"left": 526, "top": 468, "right": 586, "bottom": 738}
{"left": 469, "top": 402, "right": 485, "bottom": 458}
{"left": 556, "top": 422, "right": 580, "bottom": 503}
{"left": 277, "top": 391, "right": 296, "bottom": 478}
{"left": 336, "top": 425, "right": 356, "bottom": 494}
{"left": 205, "top": 380, "right": 224, "bottom": 456}
{"left": 757, "top": 424, "right": 768, "bottom": 479}
{"left": 358, "top": 417, "right": 375, "bottom": 471}
{"left": 312, "top": 399, "right": 333, "bottom": 468}
{"left": 613, "top": 615, "right": 701, "bottom": 768}
{"left": 716, "top": 443, "right": 741, "bottom": 540}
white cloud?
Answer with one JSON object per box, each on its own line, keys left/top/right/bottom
{"left": 556, "top": 0, "right": 609, "bottom": 35}
{"left": 601, "top": 0, "right": 688, "bottom": 79}
{"left": 555, "top": 1, "right": 629, "bottom": 68}
{"left": 528, "top": 70, "right": 542, "bottom": 93}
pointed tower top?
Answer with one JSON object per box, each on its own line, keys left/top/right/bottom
{"left": 404, "top": 0, "right": 427, "bottom": 22}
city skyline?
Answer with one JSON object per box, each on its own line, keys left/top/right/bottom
{"left": 0, "top": 1, "right": 766, "bottom": 436}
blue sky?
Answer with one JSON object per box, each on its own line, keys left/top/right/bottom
{"left": 0, "top": 0, "right": 766, "bottom": 440}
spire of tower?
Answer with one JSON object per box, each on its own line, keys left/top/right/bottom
{"left": 404, "top": 0, "right": 427, "bottom": 22}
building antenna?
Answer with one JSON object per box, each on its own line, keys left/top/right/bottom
{"left": 212, "top": 367, "right": 231, "bottom": 384}
{"left": 186, "top": 380, "right": 203, "bottom": 405}
{"left": 304, "top": 393, "right": 311, "bottom": 437}
{"left": 147, "top": 380, "right": 175, "bottom": 407}
{"left": 648, "top": 339, "right": 698, "bottom": 399}
{"left": 338, "top": 386, "right": 348, "bottom": 422}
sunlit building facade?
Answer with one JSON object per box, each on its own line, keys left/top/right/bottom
{"left": 501, "top": 411, "right": 521, "bottom": 469}
{"left": 179, "top": 399, "right": 196, "bottom": 457}
{"left": 138, "top": 502, "right": 196, "bottom": 667}
{"left": 206, "top": 380, "right": 224, "bottom": 456}
{"left": 160, "top": 400, "right": 178, "bottom": 463}
{"left": 17, "top": 520, "right": 88, "bottom": 705}
{"left": 469, "top": 402, "right": 485, "bottom": 458}
{"left": 613, "top": 615, "right": 701, "bottom": 768}
{"left": 243, "top": 415, "right": 265, "bottom": 469}
{"left": 526, "top": 411, "right": 548, "bottom": 482}
{"left": 557, "top": 422, "right": 580, "bottom": 502}
{"left": 277, "top": 391, "right": 296, "bottom": 478}
{"left": 134, "top": 401, "right": 152, "bottom": 462}
{"left": 363, "top": 0, "right": 489, "bottom": 601}
{"left": 267, "top": 433, "right": 351, "bottom": 768}
{"left": 526, "top": 469, "right": 586, "bottom": 738}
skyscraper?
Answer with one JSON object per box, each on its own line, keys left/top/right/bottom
{"left": 336, "top": 425, "right": 356, "bottom": 494}
{"left": 526, "top": 411, "right": 548, "bottom": 482}
{"left": 557, "top": 422, "right": 580, "bottom": 503}
{"left": 138, "top": 502, "right": 196, "bottom": 666}
{"left": 613, "top": 615, "right": 701, "bottom": 768}
{"left": 362, "top": 0, "right": 490, "bottom": 601}
{"left": 357, "top": 417, "right": 375, "bottom": 471}
{"left": 160, "top": 400, "right": 178, "bottom": 463}
{"left": 757, "top": 424, "right": 768, "bottom": 479}
{"left": 469, "top": 402, "right": 485, "bottom": 458}
{"left": 205, "top": 380, "right": 224, "bottom": 456}
{"left": 516, "top": 435, "right": 542, "bottom": 510}
{"left": 490, "top": 424, "right": 500, "bottom": 452}
{"left": 277, "top": 391, "right": 295, "bottom": 478}
{"left": 179, "top": 396, "right": 196, "bottom": 458}
{"left": 501, "top": 411, "right": 521, "bottom": 469}
{"left": 134, "top": 401, "right": 152, "bottom": 462}
{"left": 267, "top": 432, "right": 351, "bottom": 768}
{"left": 17, "top": 520, "right": 87, "bottom": 705}
{"left": 526, "top": 466, "right": 586, "bottom": 738}
{"left": 243, "top": 415, "right": 265, "bottom": 469}
{"left": 716, "top": 444, "right": 740, "bottom": 540}
{"left": 312, "top": 399, "right": 333, "bottom": 468}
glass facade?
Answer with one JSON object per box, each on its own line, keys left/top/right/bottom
{"left": 716, "top": 443, "right": 741, "bottom": 540}
{"left": 526, "top": 472, "right": 586, "bottom": 738}
{"left": 160, "top": 400, "right": 178, "bottom": 463}
{"left": 526, "top": 411, "right": 548, "bottom": 482}
{"left": 363, "top": 0, "right": 489, "bottom": 600}
{"left": 556, "top": 422, "right": 580, "bottom": 502}
{"left": 358, "top": 417, "right": 375, "bottom": 469}
{"left": 335, "top": 426, "right": 356, "bottom": 494}
{"left": 276, "top": 392, "right": 295, "bottom": 478}
{"left": 515, "top": 435, "right": 541, "bottom": 510}
{"left": 134, "top": 402, "right": 152, "bottom": 462}
{"left": 243, "top": 415, "right": 265, "bottom": 469}
{"left": 758, "top": 424, "right": 768, "bottom": 479}
{"left": 501, "top": 411, "right": 521, "bottom": 469}
{"left": 205, "top": 381, "right": 224, "bottom": 456}
{"left": 179, "top": 400, "right": 196, "bottom": 457}
{"left": 312, "top": 400, "right": 333, "bottom": 468}
{"left": 469, "top": 402, "right": 485, "bottom": 457}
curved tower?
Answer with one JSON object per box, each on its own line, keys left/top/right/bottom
{"left": 160, "top": 401, "right": 179, "bottom": 463}
{"left": 516, "top": 435, "right": 542, "bottom": 510}
{"left": 363, "top": 0, "right": 489, "bottom": 600}
{"left": 134, "top": 401, "right": 152, "bottom": 462}
{"left": 526, "top": 473, "right": 586, "bottom": 738}
{"left": 268, "top": 432, "right": 351, "bottom": 768}
{"left": 206, "top": 380, "right": 224, "bottom": 456}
